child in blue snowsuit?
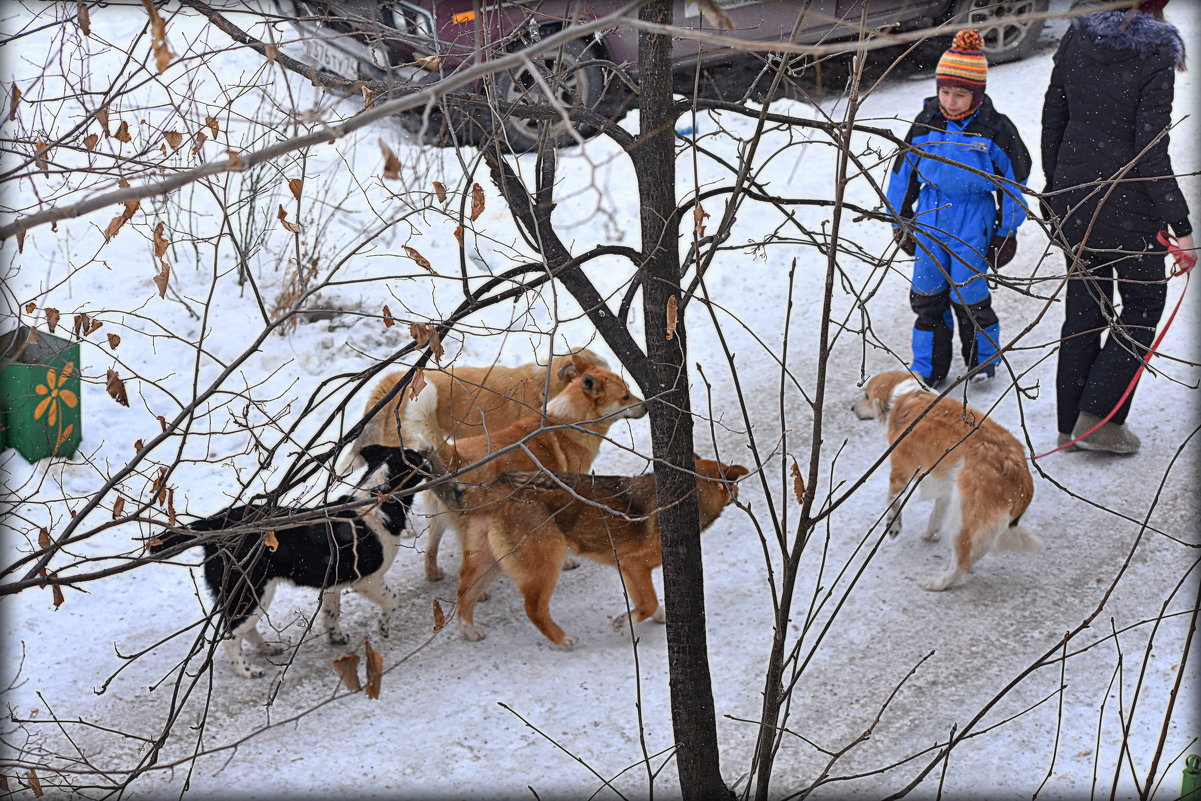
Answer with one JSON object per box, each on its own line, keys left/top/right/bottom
{"left": 885, "top": 29, "right": 1031, "bottom": 387}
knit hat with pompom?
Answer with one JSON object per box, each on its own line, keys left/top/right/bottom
{"left": 936, "top": 30, "right": 987, "bottom": 119}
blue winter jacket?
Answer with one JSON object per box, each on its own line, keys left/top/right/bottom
{"left": 887, "top": 95, "right": 1032, "bottom": 241}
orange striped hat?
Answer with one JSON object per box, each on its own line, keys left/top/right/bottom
{"left": 937, "top": 30, "right": 986, "bottom": 118}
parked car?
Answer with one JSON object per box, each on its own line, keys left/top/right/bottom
{"left": 277, "top": 0, "right": 1047, "bottom": 150}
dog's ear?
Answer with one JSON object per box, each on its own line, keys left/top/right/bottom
{"left": 359, "top": 444, "right": 389, "bottom": 474}
{"left": 561, "top": 352, "right": 591, "bottom": 381}
{"left": 722, "top": 464, "right": 750, "bottom": 482}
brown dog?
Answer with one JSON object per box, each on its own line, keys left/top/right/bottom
{"left": 852, "top": 371, "right": 1039, "bottom": 590}
{"left": 339, "top": 347, "right": 610, "bottom": 579}
{"left": 419, "top": 354, "right": 646, "bottom": 642}
{"left": 444, "top": 456, "right": 748, "bottom": 648}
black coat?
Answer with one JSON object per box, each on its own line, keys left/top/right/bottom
{"left": 1041, "top": 10, "right": 1191, "bottom": 247}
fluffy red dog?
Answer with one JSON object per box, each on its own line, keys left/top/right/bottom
{"left": 852, "top": 371, "right": 1039, "bottom": 590}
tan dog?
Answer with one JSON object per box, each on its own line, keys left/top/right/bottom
{"left": 852, "top": 371, "right": 1039, "bottom": 591}
{"left": 469, "top": 457, "right": 749, "bottom": 648}
{"left": 339, "top": 347, "right": 610, "bottom": 579}
{"left": 418, "top": 353, "right": 646, "bottom": 642}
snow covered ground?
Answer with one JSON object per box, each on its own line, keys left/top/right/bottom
{"left": 1, "top": 2, "right": 1197, "bottom": 799}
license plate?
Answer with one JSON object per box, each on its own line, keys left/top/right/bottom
{"left": 306, "top": 38, "right": 362, "bottom": 80}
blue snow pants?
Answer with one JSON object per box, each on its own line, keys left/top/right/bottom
{"left": 908, "top": 190, "right": 1001, "bottom": 386}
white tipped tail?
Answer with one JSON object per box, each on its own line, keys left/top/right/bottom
{"left": 996, "top": 524, "right": 1042, "bottom": 552}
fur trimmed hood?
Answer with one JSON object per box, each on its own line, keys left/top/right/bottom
{"left": 1074, "top": 10, "right": 1183, "bottom": 66}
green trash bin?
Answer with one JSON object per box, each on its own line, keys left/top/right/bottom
{"left": 0, "top": 325, "right": 83, "bottom": 462}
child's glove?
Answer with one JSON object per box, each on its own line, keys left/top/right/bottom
{"left": 893, "top": 228, "right": 916, "bottom": 257}
{"left": 987, "top": 235, "right": 1016, "bottom": 269}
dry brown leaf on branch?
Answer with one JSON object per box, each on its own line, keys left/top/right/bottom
{"left": 153, "top": 221, "right": 169, "bottom": 258}
{"left": 103, "top": 213, "right": 128, "bottom": 241}
{"left": 51, "top": 581, "right": 65, "bottom": 610}
{"left": 666, "top": 294, "right": 678, "bottom": 341}
{"left": 694, "top": 0, "right": 735, "bottom": 29}
{"left": 167, "top": 488, "right": 176, "bottom": 525}
{"left": 16, "top": 230, "right": 25, "bottom": 253}
{"left": 225, "top": 149, "right": 244, "bottom": 170}
{"left": 163, "top": 130, "right": 182, "bottom": 151}
{"left": 433, "top": 181, "right": 448, "bottom": 203}
{"left": 403, "top": 245, "right": 433, "bottom": 273}
{"left": 265, "top": 44, "right": 278, "bottom": 62}
{"left": 77, "top": 0, "right": 91, "bottom": 36}
{"left": 73, "top": 313, "right": 90, "bottom": 337}
{"left": 27, "top": 768, "right": 43, "bottom": 797}
{"left": 97, "top": 106, "right": 110, "bottom": 136}
{"left": 157, "top": 414, "right": 167, "bottom": 432}
{"left": 693, "top": 203, "right": 710, "bottom": 237}
{"left": 408, "top": 368, "right": 427, "bottom": 400}
{"left": 83, "top": 133, "right": 98, "bottom": 151}
{"left": 86, "top": 318, "right": 102, "bottom": 336}
{"left": 8, "top": 83, "right": 20, "bottom": 121}
{"left": 790, "top": 458, "right": 805, "bottom": 505}
{"left": 264, "top": 531, "right": 279, "bottom": 552}
{"left": 331, "top": 652, "right": 362, "bottom": 693}
{"left": 151, "top": 466, "right": 168, "bottom": 504}
{"left": 409, "top": 322, "right": 444, "bottom": 361}
{"left": 24, "top": 302, "right": 35, "bottom": 313}
{"left": 45, "top": 308, "right": 60, "bottom": 333}
{"left": 142, "top": 0, "right": 174, "bottom": 73}
{"left": 470, "top": 182, "right": 485, "bottom": 220}
{"left": 114, "top": 120, "right": 131, "bottom": 143}
{"left": 288, "top": 178, "right": 303, "bottom": 200}
{"left": 133, "top": 438, "right": 143, "bottom": 453}
{"left": 191, "top": 131, "right": 206, "bottom": 154}
{"left": 364, "top": 638, "right": 383, "bottom": 699}
{"left": 381, "top": 304, "right": 394, "bottom": 329}
{"left": 106, "top": 369, "right": 130, "bottom": 407}
{"left": 152, "top": 261, "right": 170, "bottom": 298}
{"left": 38, "top": 528, "right": 51, "bottom": 549}
{"left": 277, "top": 204, "right": 302, "bottom": 233}
{"left": 107, "top": 332, "right": 121, "bottom": 349}
{"left": 361, "top": 86, "right": 374, "bottom": 109}
{"left": 205, "top": 115, "right": 219, "bottom": 138}
{"left": 112, "top": 495, "right": 126, "bottom": 519}
{"left": 433, "top": 599, "right": 446, "bottom": 632}
{"left": 453, "top": 226, "right": 464, "bottom": 245}
{"left": 33, "top": 141, "right": 50, "bottom": 173}
{"left": 379, "top": 139, "right": 401, "bottom": 180}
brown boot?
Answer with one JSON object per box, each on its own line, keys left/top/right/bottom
{"left": 1071, "top": 412, "right": 1141, "bottom": 455}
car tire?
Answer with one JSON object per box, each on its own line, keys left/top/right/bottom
{"left": 490, "top": 38, "right": 606, "bottom": 153}
{"left": 948, "top": 0, "right": 1048, "bottom": 65}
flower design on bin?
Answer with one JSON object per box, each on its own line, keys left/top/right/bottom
{"left": 33, "top": 362, "right": 78, "bottom": 427}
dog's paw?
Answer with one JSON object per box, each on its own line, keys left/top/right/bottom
{"left": 611, "top": 612, "right": 632, "bottom": 631}
{"left": 459, "top": 621, "right": 487, "bottom": 642}
{"left": 234, "top": 660, "right": 264, "bottom": 679}
{"left": 257, "top": 641, "right": 287, "bottom": 657}
{"left": 424, "top": 564, "right": 445, "bottom": 582}
{"left": 652, "top": 605, "right": 667, "bottom": 624}
{"left": 557, "top": 633, "right": 580, "bottom": 650}
{"left": 885, "top": 517, "right": 902, "bottom": 538}
{"left": 327, "top": 630, "right": 350, "bottom": 647}
{"left": 919, "top": 573, "right": 958, "bottom": 592}
{"left": 921, "top": 527, "right": 940, "bottom": 542}
{"left": 561, "top": 555, "right": 581, "bottom": 571}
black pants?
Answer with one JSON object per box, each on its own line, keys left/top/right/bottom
{"left": 1055, "top": 248, "right": 1168, "bottom": 434}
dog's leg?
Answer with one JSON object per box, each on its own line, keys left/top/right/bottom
{"left": 456, "top": 522, "right": 500, "bottom": 641}
{"left": 224, "top": 621, "right": 264, "bottom": 679}
{"left": 611, "top": 568, "right": 662, "bottom": 631}
{"left": 920, "top": 527, "right": 971, "bottom": 591}
{"left": 923, "top": 493, "right": 950, "bottom": 542}
{"left": 509, "top": 531, "right": 577, "bottom": 649}
{"left": 353, "top": 575, "right": 400, "bottom": 638}
{"left": 320, "top": 589, "right": 350, "bottom": 646}
{"left": 244, "top": 627, "right": 285, "bottom": 657}
{"left": 424, "top": 500, "right": 447, "bottom": 582}
{"left": 884, "top": 467, "right": 918, "bottom": 537}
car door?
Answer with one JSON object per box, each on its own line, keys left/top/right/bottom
{"left": 669, "top": 0, "right": 842, "bottom": 67}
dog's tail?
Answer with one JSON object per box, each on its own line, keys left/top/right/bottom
{"left": 995, "top": 520, "right": 1042, "bottom": 552}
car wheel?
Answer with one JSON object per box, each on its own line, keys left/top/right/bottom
{"left": 491, "top": 38, "right": 605, "bottom": 153}
{"left": 950, "top": 0, "right": 1047, "bottom": 64}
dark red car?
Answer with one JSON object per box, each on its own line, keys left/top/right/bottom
{"left": 278, "top": 0, "right": 1047, "bottom": 150}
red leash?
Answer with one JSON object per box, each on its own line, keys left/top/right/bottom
{"left": 1035, "top": 231, "right": 1196, "bottom": 460}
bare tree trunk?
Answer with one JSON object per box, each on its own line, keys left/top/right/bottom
{"left": 635, "top": 3, "right": 731, "bottom": 798}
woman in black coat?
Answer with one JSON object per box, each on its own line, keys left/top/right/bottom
{"left": 1041, "top": 0, "right": 1193, "bottom": 455}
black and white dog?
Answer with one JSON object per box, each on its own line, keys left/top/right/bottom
{"left": 149, "top": 445, "right": 431, "bottom": 678}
